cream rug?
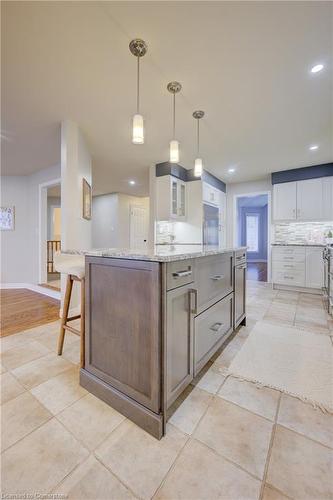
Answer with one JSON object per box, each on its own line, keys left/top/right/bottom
{"left": 227, "top": 321, "right": 333, "bottom": 412}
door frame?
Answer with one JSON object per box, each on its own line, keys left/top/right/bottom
{"left": 233, "top": 191, "right": 271, "bottom": 282}
{"left": 38, "top": 178, "right": 61, "bottom": 285}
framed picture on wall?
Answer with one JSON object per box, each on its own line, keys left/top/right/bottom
{"left": 82, "top": 178, "right": 92, "bottom": 220}
{"left": 0, "top": 206, "right": 15, "bottom": 230}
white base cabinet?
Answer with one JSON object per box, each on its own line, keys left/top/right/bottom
{"left": 272, "top": 245, "right": 324, "bottom": 290}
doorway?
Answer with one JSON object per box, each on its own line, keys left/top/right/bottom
{"left": 38, "top": 179, "right": 61, "bottom": 291}
{"left": 234, "top": 193, "right": 270, "bottom": 282}
{"left": 130, "top": 205, "right": 149, "bottom": 250}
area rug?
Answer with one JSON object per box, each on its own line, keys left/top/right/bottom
{"left": 226, "top": 321, "right": 333, "bottom": 412}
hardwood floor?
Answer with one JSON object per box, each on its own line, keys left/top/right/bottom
{"left": 247, "top": 262, "right": 267, "bottom": 282}
{"left": 0, "top": 289, "right": 60, "bottom": 337}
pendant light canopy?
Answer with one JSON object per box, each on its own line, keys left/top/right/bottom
{"left": 167, "top": 81, "right": 182, "bottom": 163}
{"left": 129, "top": 39, "right": 148, "bottom": 144}
{"left": 193, "top": 110, "right": 205, "bottom": 177}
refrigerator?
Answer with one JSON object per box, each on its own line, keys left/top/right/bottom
{"left": 203, "top": 203, "right": 220, "bottom": 246}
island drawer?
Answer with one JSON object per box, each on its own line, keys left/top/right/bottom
{"left": 195, "top": 252, "right": 233, "bottom": 312}
{"left": 166, "top": 259, "right": 195, "bottom": 290}
{"left": 194, "top": 292, "right": 233, "bottom": 375}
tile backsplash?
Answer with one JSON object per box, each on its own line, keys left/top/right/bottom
{"left": 274, "top": 222, "right": 333, "bottom": 245}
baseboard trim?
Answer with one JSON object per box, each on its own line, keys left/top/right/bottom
{"left": 272, "top": 283, "right": 323, "bottom": 295}
{"left": 0, "top": 282, "right": 61, "bottom": 301}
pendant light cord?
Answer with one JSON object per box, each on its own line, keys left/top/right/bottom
{"left": 137, "top": 56, "right": 140, "bottom": 113}
{"left": 173, "top": 93, "right": 176, "bottom": 139}
{"left": 197, "top": 118, "right": 200, "bottom": 156}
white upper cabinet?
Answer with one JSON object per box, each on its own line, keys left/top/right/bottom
{"left": 297, "top": 178, "right": 323, "bottom": 220}
{"left": 273, "top": 182, "right": 297, "bottom": 220}
{"left": 273, "top": 177, "right": 333, "bottom": 221}
{"left": 305, "top": 247, "right": 324, "bottom": 289}
{"left": 156, "top": 175, "right": 186, "bottom": 221}
{"left": 202, "top": 182, "right": 220, "bottom": 206}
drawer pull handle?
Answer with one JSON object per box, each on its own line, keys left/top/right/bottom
{"left": 173, "top": 270, "right": 192, "bottom": 278}
{"left": 283, "top": 265, "right": 294, "bottom": 268}
{"left": 284, "top": 275, "right": 294, "bottom": 279}
{"left": 210, "top": 322, "right": 224, "bottom": 333}
{"left": 211, "top": 275, "right": 224, "bottom": 281}
{"left": 237, "top": 265, "right": 247, "bottom": 270}
{"left": 189, "top": 289, "right": 198, "bottom": 315}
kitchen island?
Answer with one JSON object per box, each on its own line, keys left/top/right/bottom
{"left": 78, "top": 245, "right": 247, "bottom": 439}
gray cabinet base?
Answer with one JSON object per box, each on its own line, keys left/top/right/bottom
{"left": 80, "top": 369, "right": 164, "bottom": 440}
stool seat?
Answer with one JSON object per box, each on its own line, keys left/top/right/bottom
{"left": 54, "top": 252, "right": 86, "bottom": 368}
{"left": 54, "top": 253, "right": 85, "bottom": 278}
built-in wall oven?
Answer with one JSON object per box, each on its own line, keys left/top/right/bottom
{"left": 323, "top": 246, "right": 332, "bottom": 316}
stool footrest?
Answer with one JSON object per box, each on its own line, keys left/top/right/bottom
{"left": 64, "top": 324, "right": 81, "bottom": 336}
{"left": 67, "top": 315, "right": 81, "bottom": 322}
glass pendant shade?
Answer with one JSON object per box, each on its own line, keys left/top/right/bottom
{"left": 169, "top": 140, "right": 179, "bottom": 163}
{"left": 194, "top": 158, "right": 203, "bottom": 177}
{"left": 132, "top": 114, "right": 144, "bottom": 144}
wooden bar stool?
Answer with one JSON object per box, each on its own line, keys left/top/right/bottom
{"left": 54, "top": 252, "right": 85, "bottom": 368}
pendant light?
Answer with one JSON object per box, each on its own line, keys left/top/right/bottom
{"left": 129, "top": 39, "right": 148, "bottom": 144}
{"left": 193, "top": 110, "right": 205, "bottom": 177}
{"left": 167, "top": 81, "right": 182, "bottom": 163}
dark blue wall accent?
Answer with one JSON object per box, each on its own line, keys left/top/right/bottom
{"left": 238, "top": 204, "right": 268, "bottom": 262}
{"left": 155, "top": 162, "right": 226, "bottom": 193}
{"left": 272, "top": 163, "right": 333, "bottom": 184}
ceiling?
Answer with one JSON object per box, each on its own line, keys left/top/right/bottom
{"left": 2, "top": 1, "right": 332, "bottom": 196}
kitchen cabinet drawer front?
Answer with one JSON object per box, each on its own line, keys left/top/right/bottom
{"left": 166, "top": 259, "right": 195, "bottom": 291}
{"left": 196, "top": 253, "right": 233, "bottom": 312}
{"left": 272, "top": 246, "right": 305, "bottom": 258}
{"left": 272, "top": 270, "right": 305, "bottom": 287}
{"left": 194, "top": 293, "right": 233, "bottom": 375}
{"left": 273, "top": 261, "right": 305, "bottom": 273}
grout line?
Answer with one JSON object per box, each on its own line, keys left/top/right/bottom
{"left": 277, "top": 422, "right": 333, "bottom": 451}
{"left": 93, "top": 453, "right": 142, "bottom": 499}
{"left": 259, "top": 392, "right": 282, "bottom": 500}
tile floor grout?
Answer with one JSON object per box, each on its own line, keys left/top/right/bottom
{"left": 259, "top": 392, "right": 282, "bottom": 500}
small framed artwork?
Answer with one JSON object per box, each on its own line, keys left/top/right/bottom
{"left": 82, "top": 178, "right": 92, "bottom": 220}
{"left": 0, "top": 206, "right": 15, "bottom": 230}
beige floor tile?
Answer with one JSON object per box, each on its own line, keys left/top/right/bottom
{"left": 296, "top": 305, "right": 328, "bottom": 321}
{"left": 168, "top": 386, "right": 212, "bottom": 434}
{"left": 275, "top": 290, "right": 299, "bottom": 301}
{"left": 1, "top": 418, "right": 89, "bottom": 494}
{"left": 155, "top": 438, "right": 261, "bottom": 500}
{"left": 294, "top": 317, "right": 329, "bottom": 334}
{"left": 191, "top": 364, "right": 225, "bottom": 394}
{"left": 278, "top": 394, "right": 333, "bottom": 448}
{"left": 55, "top": 455, "right": 135, "bottom": 499}
{"left": 247, "top": 305, "right": 267, "bottom": 321}
{"left": 0, "top": 328, "right": 46, "bottom": 354}
{"left": 61, "top": 339, "right": 81, "bottom": 365}
{"left": 213, "top": 342, "right": 241, "bottom": 369}
{"left": 0, "top": 362, "right": 6, "bottom": 374}
{"left": 57, "top": 393, "right": 125, "bottom": 450}
{"left": 262, "top": 485, "right": 291, "bottom": 500}
{"left": 31, "top": 367, "right": 87, "bottom": 415}
{"left": 0, "top": 340, "right": 50, "bottom": 370}
{"left": 267, "top": 425, "right": 333, "bottom": 499}
{"left": 96, "top": 421, "right": 187, "bottom": 500}
{"left": 0, "top": 371, "right": 26, "bottom": 404}
{"left": 195, "top": 398, "right": 273, "bottom": 479}
{"left": 11, "top": 353, "right": 74, "bottom": 389}
{"left": 218, "top": 376, "right": 280, "bottom": 421}
{"left": 1, "top": 392, "right": 52, "bottom": 451}
{"left": 36, "top": 328, "right": 78, "bottom": 352}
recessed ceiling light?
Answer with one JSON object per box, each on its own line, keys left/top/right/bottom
{"left": 129, "top": 180, "right": 136, "bottom": 185}
{"left": 309, "top": 145, "right": 319, "bottom": 151}
{"left": 228, "top": 168, "right": 236, "bottom": 173}
{"left": 311, "top": 64, "right": 324, "bottom": 73}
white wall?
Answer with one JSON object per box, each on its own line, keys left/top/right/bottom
{"left": 226, "top": 179, "right": 272, "bottom": 247}
{"left": 92, "top": 193, "right": 149, "bottom": 248}
{"left": 61, "top": 120, "right": 92, "bottom": 310}
{"left": 1, "top": 164, "right": 61, "bottom": 284}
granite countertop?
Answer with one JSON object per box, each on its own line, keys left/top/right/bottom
{"left": 62, "top": 245, "right": 247, "bottom": 262}
{"left": 272, "top": 243, "right": 325, "bottom": 247}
